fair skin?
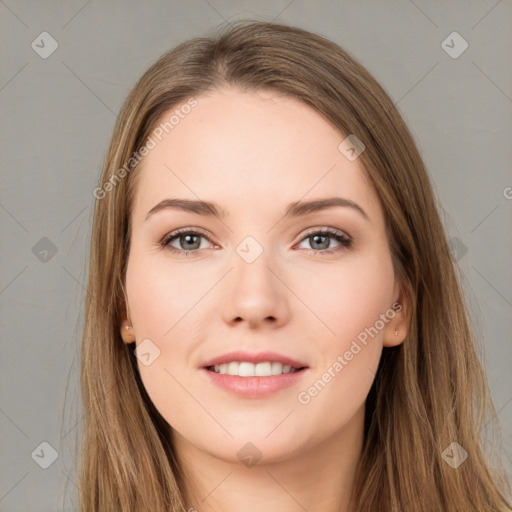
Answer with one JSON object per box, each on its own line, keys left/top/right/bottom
{"left": 120, "top": 87, "right": 409, "bottom": 512}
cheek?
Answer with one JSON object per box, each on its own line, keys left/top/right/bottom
{"left": 292, "top": 251, "right": 394, "bottom": 420}
{"left": 126, "top": 248, "right": 213, "bottom": 338}
{"left": 294, "top": 250, "right": 395, "bottom": 351}
{"left": 125, "top": 252, "right": 213, "bottom": 427}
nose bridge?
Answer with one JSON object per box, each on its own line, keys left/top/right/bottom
{"left": 222, "top": 236, "right": 289, "bottom": 327}
{"left": 234, "top": 241, "right": 275, "bottom": 294}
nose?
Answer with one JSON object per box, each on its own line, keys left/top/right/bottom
{"left": 221, "top": 249, "right": 291, "bottom": 329}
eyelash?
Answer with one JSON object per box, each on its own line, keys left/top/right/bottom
{"left": 159, "top": 227, "right": 353, "bottom": 257}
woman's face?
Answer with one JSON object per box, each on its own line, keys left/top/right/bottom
{"left": 122, "top": 87, "right": 407, "bottom": 464}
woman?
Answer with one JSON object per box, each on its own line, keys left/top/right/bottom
{"left": 78, "top": 20, "right": 511, "bottom": 511}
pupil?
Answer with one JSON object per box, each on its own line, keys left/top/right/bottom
{"left": 183, "top": 234, "right": 199, "bottom": 250}
{"left": 312, "top": 234, "right": 329, "bottom": 250}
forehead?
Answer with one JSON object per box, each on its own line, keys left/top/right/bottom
{"left": 131, "top": 87, "right": 380, "bottom": 223}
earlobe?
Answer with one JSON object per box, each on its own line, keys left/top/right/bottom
{"left": 384, "top": 323, "right": 407, "bottom": 347}
{"left": 120, "top": 319, "right": 135, "bottom": 344}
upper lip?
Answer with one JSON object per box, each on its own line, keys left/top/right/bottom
{"left": 201, "top": 350, "right": 308, "bottom": 369}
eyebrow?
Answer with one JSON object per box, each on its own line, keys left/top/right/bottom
{"left": 145, "top": 197, "right": 369, "bottom": 222}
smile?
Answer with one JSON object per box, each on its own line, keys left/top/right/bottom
{"left": 207, "top": 361, "right": 304, "bottom": 376}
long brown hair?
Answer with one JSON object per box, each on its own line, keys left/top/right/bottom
{"left": 76, "top": 20, "right": 511, "bottom": 511}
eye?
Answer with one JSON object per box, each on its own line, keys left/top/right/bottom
{"left": 160, "top": 228, "right": 215, "bottom": 256}
{"left": 159, "top": 227, "right": 352, "bottom": 257}
{"left": 295, "top": 228, "right": 352, "bottom": 254}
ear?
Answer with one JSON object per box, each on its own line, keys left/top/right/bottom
{"left": 383, "top": 280, "right": 411, "bottom": 347}
{"left": 119, "top": 285, "right": 135, "bottom": 345}
{"left": 120, "top": 318, "right": 135, "bottom": 344}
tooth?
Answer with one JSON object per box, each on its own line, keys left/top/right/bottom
{"left": 255, "top": 362, "right": 272, "bottom": 376}
{"left": 271, "top": 362, "right": 283, "bottom": 375}
{"left": 227, "top": 361, "right": 239, "bottom": 375}
{"left": 212, "top": 361, "right": 301, "bottom": 376}
{"left": 239, "top": 362, "right": 255, "bottom": 377}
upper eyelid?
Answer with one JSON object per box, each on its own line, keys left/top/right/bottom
{"left": 162, "top": 226, "right": 211, "bottom": 241}
{"left": 300, "top": 226, "right": 350, "bottom": 238}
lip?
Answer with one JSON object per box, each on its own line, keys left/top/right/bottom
{"left": 201, "top": 350, "right": 308, "bottom": 369}
{"left": 201, "top": 367, "right": 309, "bottom": 398}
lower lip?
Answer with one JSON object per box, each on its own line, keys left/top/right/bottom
{"left": 201, "top": 367, "right": 309, "bottom": 398}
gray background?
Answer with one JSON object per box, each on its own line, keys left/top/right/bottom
{"left": 1, "top": 1, "right": 511, "bottom": 510}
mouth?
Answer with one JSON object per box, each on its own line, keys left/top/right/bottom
{"left": 201, "top": 350, "right": 309, "bottom": 376}
{"left": 205, "top": 361, "right": 308, "bottom": 377}
{"left": 200, "top": 351, "right": 309, "bottom": 397}
{"left": 201, "top": 361, "right": 309, "bottom": 398}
